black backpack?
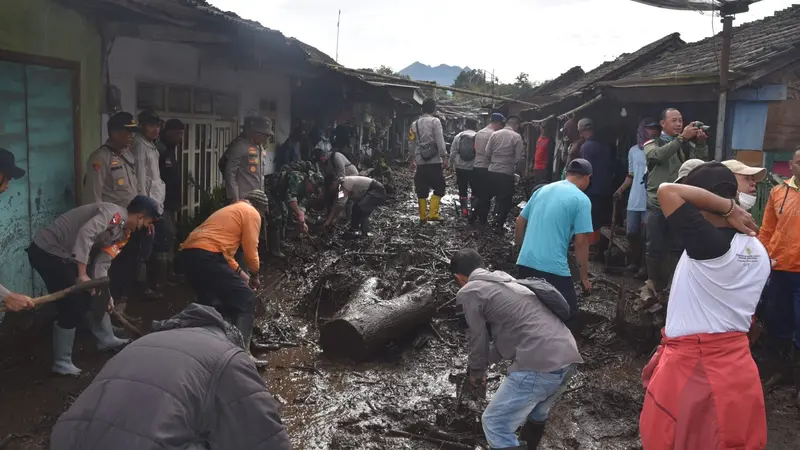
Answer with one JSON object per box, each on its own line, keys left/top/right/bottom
{"left": 457, "top": 133, "right": 476, "bottom": 162}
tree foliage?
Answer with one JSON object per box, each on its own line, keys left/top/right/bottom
{"left": 450, "top": 68, "right": 539, "bottom": 101}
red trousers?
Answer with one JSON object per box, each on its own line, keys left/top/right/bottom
{"left": 640, "top": 331, "right": 766, "bottom": 450}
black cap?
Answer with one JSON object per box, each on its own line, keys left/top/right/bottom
{"left": 0, "top": 148, "right": 25, "bottom": 179}
{"left": 243, "top": 116, "right": 274, "bottom": 136}
{"left": 107, "top": 112, "right": 138, "bottom": 133}
{"left": 138, "top": 110, "right": 161, "bottom": 126}
{"left": 127, "top": 195, "right": 161, "bottom": 219}
{"left": 683, "top": 161, "right": 738, "bottom": 199}
{"left": 643, "top": 117, "right": 659, "bottom": 128}
{"left": 163, "top": 119, "right": 185, "bottom": 132}
{"left": 566, "top": 158, "right": 593, "bottom": 176}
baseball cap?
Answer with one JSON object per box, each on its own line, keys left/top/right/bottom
{"left": 577, "top": 118, "right": 593, "bottom": 131}
{"left": 127, "top": 195, "right": 161, "bottom": 219}
{"left": 137, "top": 110, "right": 161, "bottom": 126}
{"left": 107, "top": 112, "right": 138, "bottom": 133}
{"left": 721, "top": 159, "right": 766, "bottom": 183}
{"left": 244, "top": 190, "right": 269, "bottom": 214}
{"left": 643, "top": 118, "right": 659, "bottom": 128}
{"left": 243, "top": 116, "right": 274, "bottom": 136}
{"left": 682, "top": 161, "right": 739, "bottom": 199}
{"left": 0, "top": 148, "right": 25, "bottom": 179}
{"left": 675, "top": 159, "right": 706, "bottom": 183}
{"left": 163, "top": 119, "right": 185, "bottom": 132}
{"left": 490, "top": 113, "right": 506, "bottom": 123}
{"left": 566, "top": 158, "right": 593, "bottom": 176}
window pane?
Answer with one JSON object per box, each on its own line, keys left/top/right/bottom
{"left": 137, "top": 83, "right": 164, "bottom": 111}
{"left": 194, "top": 90, "right": 213, "bottom": 114}
{"left": 168, "top": 86, "right": 191, "bottom": 113}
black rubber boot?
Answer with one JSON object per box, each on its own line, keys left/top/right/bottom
{"left": 361, "top": 216, "right": 372, "bottom": 237}
{"left": 519, "top": 419, "right": 546, "bottom": 450}
{"left": 233, "top": 313, "right": 269, "bottom": 368}
{"left": 267, "top": 228, "right": 286, "bottom": 259}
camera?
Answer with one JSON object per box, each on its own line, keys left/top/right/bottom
{"left": 691, "top": 121, "right": 711, "bottom": 132}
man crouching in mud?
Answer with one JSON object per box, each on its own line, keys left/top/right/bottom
{"left": 49, "top": 303, "right": 291, "bottom": 450}
{"left": 451, "top": 249, "right": 583, "bottom": 449}
{"left": 639, "top": 162, "right": 769, "bottom": 450}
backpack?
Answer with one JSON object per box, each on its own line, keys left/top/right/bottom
{"left": 514, "top": 277, "right": 572, "bottom": 322}
{"left": 414, "top": 119, "right": 439, "bottom": 161}
{"left": 457, "top": 133, "right": 476, "bottom": 162}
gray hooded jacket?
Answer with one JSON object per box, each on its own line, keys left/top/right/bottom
{"left": 456, "top": 269, "right": 583, "bottom": 377}
{"left": 50, "top": 304, "right": 291, "bottom": 450}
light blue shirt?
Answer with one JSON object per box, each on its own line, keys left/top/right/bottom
{"left": 517, "top": 180, "right": 593, "bottom": 277}
{"left": 627, "top": 145, "right": 647, "bottom": 212}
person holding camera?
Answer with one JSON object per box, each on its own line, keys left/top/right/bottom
{"left": 643, "top": 108, "right": 709, "bottom": 294}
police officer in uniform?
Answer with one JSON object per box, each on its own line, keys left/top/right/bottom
{"left": 84, "top": 112, "right": 139, "bottom": 207}
{"left": 265, "top": 161, "right": 324, "bottom": 258}
{"left": 223, "top": 116, "right": 274, "bottom": 202}
{"left": 27, "top": 196, "right": 160, "bottom": 375}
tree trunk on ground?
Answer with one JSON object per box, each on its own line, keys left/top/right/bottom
{"left": 320, "top": 278, "right": 436, "bottom": 360}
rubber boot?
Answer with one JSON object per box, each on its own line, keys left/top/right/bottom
{"left": 646, "top": 256, "right": 667, "bottom": 292}
{"left": 361, "top": 216, "right": 372, "bottom": 238}
{"left": 233, "top": 313, "right": 268, "bottom": 368}
{"left": 428, "top": 195, "right": 443, "bottom": 221}
{"left": 418, "top": 199, "right": 428, "bottom": 223}
{"left": 89, "top": 313, "right": 131, "bottom": 351}
{"left": 459, "top": 196, "right": 469, "bottom": 218}
{"left": 279, "top": 224, "right": 288, "bottom": 252}
{"left": 52, "top": 324, "right": 81, "bottom": 376}
{"left": 268, "top": 228, "right": 286, "bottom": 259}
{"left": 519, "top": 419, "right": 546, "bottom": 450}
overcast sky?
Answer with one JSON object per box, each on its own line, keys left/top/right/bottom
{"left": 211, "top": 0, "right": 795, "bottom": 83}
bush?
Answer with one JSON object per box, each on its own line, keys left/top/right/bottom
{"left": 177, "top": 178, "right": 227, "bottom": 241}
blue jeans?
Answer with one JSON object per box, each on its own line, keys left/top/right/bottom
{"left": 626, "top": 210, "right": 647, "bottom": 235}
{"left": 766, "top": 270, "right": 800, "bottom": 348}
{"left": 482, "top": 365, "right": 576, "bottom": 448}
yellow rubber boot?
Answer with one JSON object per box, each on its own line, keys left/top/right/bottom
{"left": 418, "top": 199, "right": 428, "bottom": 222}
{"left": 428, "top": 195, "right": 443, "bottom": 221}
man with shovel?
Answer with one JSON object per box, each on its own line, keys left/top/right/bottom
{"left": 27, "top": 195, "right": 160, "bottom": 375}
{"left": 0, "top": 148, "right": 34, "bottom": 313}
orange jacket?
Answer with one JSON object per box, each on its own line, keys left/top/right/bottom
{"left": 180, "top": 201, "right": 261, "bottom": 273}
{"left": 759, "top": 179, "right": 800, "bottom": 273}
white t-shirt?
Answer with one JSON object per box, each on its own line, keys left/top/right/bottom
{"left": 666, "top": 233, "right": 770, "bottom": 338}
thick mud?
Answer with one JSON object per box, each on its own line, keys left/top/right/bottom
{"left": 0, "top": 169, "right": 797, "bottom": 449}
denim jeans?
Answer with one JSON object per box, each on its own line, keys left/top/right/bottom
{"left": 482, "top": 365, "right": 576, "bottom": 448}
{"left": 766, "top": 270, "right": 800, "bottom": 348}
{"left": 626, "top": 210, "right": 647, "bottom": 235}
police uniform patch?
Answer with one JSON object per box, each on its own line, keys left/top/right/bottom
{"left": 92, "top": 161, "right": 102, "bottom": 172}
{"left": 248, "top": 147, "right": 258, "bottom": 155}
{"left": 116, "top": 178, "right": 125, "bottom": 186}
{"left": 249, "top": 157, "right": 258, "bottom": 164}
{"left": 250, "top": 165, "right": 257, "bottom": 173}
{"left": 110, "top": 160, "right": 120, "bottom": 166}
{"left": 109, "top": 212, "right": 122, "bottom": 225}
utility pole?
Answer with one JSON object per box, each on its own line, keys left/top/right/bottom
{"left": 491, "top": 69, "right": 495, "bottom": 112}
{"left": 336, "top": 9, "right": 341, "bottom": 63}
{"left": 715, "top": 12, "right": 734, "bottom": 161}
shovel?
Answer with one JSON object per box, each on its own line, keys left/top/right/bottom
{"left": 0, "top": 277, "right": 110, "bottom": 313}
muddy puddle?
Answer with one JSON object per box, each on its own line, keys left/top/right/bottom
{"left": 0, "top": 168, "right": 797, "bottom": 449}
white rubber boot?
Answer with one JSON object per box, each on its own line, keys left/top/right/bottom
{"left": 52, "top": 324, "right": 82, "bottom": 376}
{"left": 90, "top": 313, "right": 131, "bottom": 351}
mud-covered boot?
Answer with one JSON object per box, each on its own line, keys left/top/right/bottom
{"left": 89, "top": 313, "right": 131, "bottom": 351}
{"left": 267, "top": 228, "right": 286, "bottom": 259}
{"left": 519, "top": 419, "right": 546, "bottom": 449}
{"left": 52, "top": 323, "right": 81, "bottom": 376}
{"left": 233, "top": 313, "right": 268, "bottom": 368}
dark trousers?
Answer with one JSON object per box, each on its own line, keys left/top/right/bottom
{"left": 479, "top": 171, "right": 515, "bottom": 226}
{"left": 766, "top": 270, "right": 800, "bottom": 348}
{"left": 645, "top": 207, "right": 683, "bottom": 259}
{"left": 517, "top": 265, "right": 579, "bottom": 321}
{"left": 470, "top": 168, "right": 490, "bottom": 223}
{"left": 455, "top": 168, "right": 474, "bottom": 198}
{"left": 414, "top": 163, "right": 446, "bottom": 198}
{"left": 107, "top": 230, "right": 151, "bottom": 301}
{"left": 351, "top": 182, "right": 387, "bottom": 229}
{"left": 27, "top": 243, "right": 90, "bottom": 329}
{"left": 180, "top": 248, "right": 254, "bottom": 317}
{"left": 588, "top": 194, "right": 613, "bottom": 231}
{"left": 153, "top": 210, "right": 177, "bottom": 253}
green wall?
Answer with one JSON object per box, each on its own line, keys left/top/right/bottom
{"left": 0, "top": 0, "right": 102, "bottom": 164}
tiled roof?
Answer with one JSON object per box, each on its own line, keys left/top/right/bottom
{"left": 551, "top": 33, "right": 685, "bottom": 97}
{"left": 524, "top": 66, "right": 585, "bottom": 99}
{"left": 622, "top": 5, "right": 800, "bottom": 81}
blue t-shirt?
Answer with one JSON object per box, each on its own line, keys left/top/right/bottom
{"left": 517, "top": 180, "right": 594, "bottom": 277}
{"left": 627, "top": 145, "right": 647, "bottom": 212}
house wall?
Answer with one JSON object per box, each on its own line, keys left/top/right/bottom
{"left": 107, "top": 37, "right": 292, "bottom": 142}
{"left": 0, "top": 0, "right": 103, "bottom": 162}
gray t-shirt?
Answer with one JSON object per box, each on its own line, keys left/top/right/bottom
{"left": 339, "top": 176, "right": 374, "bottom": 206}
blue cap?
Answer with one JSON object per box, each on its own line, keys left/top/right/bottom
{"left": 128, "top": 195, "right": 161, "bottom": 219}
{"left": 490, "top": 113, "right": 506, "bottom": 123}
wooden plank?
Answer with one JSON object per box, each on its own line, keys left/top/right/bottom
{"left": 763, "top": 99, "right": 800, "bottom": 152}
{"left": 734, "top": 150, "right": 764, "bottom": 167}
{"left": 600, "top": 227, "right": 630, "bottom": 254}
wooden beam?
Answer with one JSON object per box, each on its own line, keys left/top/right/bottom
{"left": 558, "top": 94, "right": 604, "bottom": 119}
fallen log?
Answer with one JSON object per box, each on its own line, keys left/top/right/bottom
{"left": 320, "top": 278, "right": 436, "bottom": 360}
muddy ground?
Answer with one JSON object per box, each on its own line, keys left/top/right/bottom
{"left": 0, "top": 169, "right": 797, "bottom": 450}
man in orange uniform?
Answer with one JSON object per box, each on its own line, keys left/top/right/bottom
{"left": 639, "top": 162, "right": 769, "bottom": 450}
{"left": 179, "top": 190, "right": 269, "bottom": 356}
{"left": 759, "top": 147, "right": 800, "bottom": 408}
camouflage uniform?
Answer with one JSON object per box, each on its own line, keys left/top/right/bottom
{"left": 265, "top": 161, "right": 324, "bottom": 232}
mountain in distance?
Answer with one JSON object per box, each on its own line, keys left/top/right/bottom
{"left": 398, "top": 62, "right": 470, "bottom": 87}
